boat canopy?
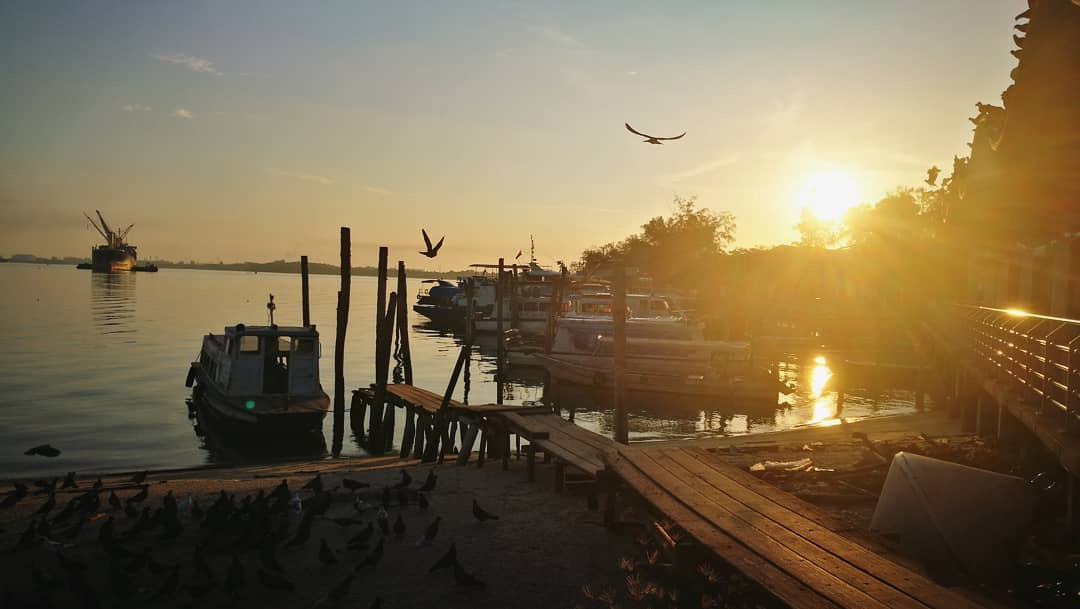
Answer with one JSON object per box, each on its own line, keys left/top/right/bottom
{"left": 222, "top": 325, "right": 318, "bottom": 338}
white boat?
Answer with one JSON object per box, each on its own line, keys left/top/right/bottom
{"left": 185, "top": 322, "right": 329, "bottom": 434}
{"left": 516, "top": 317, "right": 787, "bottom": 400}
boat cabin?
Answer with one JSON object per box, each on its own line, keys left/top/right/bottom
{"left": 566, "top": 293, "right": 677, "bottom": 319}
{"left": 198, "top": 325, "right": 322, "bottom": 397}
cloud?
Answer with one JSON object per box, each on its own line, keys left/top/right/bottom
{"left": 172, "top": 108, "right": 194, "bottom": 119}
{"left": 529, "top": 25, "right": 584, "bottom": 49}
{"left": 271, "top": 170, "right": 333, "bottom": 185}
{"left": 364, "top": 185, "right": 394, "bottom": 195}
{"left": 153, "top": 53, "right": 221, "bottom": 75}
{"left": 122, "top": 104, "right": 151, "bottom": 112}
{"left": 662, "top": 154, "right": 741, "bottom": 181}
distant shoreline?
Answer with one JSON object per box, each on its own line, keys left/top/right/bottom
{"left": 0, "top": 258, "right": 469, "bottom": 279}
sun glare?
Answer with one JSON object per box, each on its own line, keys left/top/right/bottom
{"left": 798, "top": 170, "right": 859, "bottom": 221}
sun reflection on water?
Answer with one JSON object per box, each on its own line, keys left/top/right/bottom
{"left": 807, "top": 355, "right": 842, "bottom": 427}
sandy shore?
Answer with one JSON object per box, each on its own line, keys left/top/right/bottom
{"left": 0, "top": 455, "right": 637, "bottom": 609}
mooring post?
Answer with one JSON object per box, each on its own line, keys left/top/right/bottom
{"left": 369, "top": 247, "right": 389, "bottom": 450}
{"left": 333, "top": 227, "right": 351, "bottom": 455}
{"left": 396, "top": 260, "right": 413, "bottom": 385}
{"left": 369, "top": 291, "right": 397, "bottom": 454}
{"left": 464, "top": 278, "right": 475, "bottom": 345}
{"left": 496, "top": 257, "right": 505, "bottom": 406}
{"left": 300, "top": 255, "right": 311, "bottom": 327}
{"left": 613, "top": 262, "right": 628, "bottom": 444}
{"left": 435, "top": 345, "right": 470, "bottom": 463}
{"left": 380, "top": 293, "right": 398, "bottom": 453}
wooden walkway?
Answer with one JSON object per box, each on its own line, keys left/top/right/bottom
{"left": 501, "top": 410, "right": 618, "bottom": 490}
{"left": 604, "top": 445, "right": 986, "bottom": 609}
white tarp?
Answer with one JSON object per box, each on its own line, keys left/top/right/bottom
{"left": 870, "top": 451, "right": 1037, "bottom": 583}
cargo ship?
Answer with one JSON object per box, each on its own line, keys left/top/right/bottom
{"left": 83, "top": 210, "right": 138, "bottom": 272}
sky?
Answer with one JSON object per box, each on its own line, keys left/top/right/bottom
{"left": 1, "top": 1, "right": 1023, "bottom": 270}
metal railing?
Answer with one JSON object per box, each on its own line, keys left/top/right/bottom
{"left": 955, "top": 305, "right": 1080, "bottom": 429}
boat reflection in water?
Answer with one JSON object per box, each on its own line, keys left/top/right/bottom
{"left": 90, "top": 271, "right": 137, "bottom": 338}
{"left": 187, "top": 397, "right": 327, "bottom": 465}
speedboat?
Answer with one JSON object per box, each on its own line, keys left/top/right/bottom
{"left": 185, "top": 321, "right": 329, "bottom": 434}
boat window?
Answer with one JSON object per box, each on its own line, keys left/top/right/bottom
{"left": 295, "top": 338, "right": 315, "bottom": 355}
{"left": 240, "top": 335, "right": 260, "bottom": 353}
{"left": 277, "top": 337, "right": 291, "bottom": 353}
{"left": 651, "top": 300, "right": 670, "bottom": 312}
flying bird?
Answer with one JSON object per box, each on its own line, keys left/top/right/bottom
{"left": 419, "top": 229, "right": 445, "bottom": 258}
{"left": 624, "top": 123, "right": 686, "bottom": 145}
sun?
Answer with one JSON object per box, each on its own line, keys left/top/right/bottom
{"left": 798, "top": 170, "right": 859, "bottom": 221}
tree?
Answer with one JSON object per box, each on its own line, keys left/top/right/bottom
{"left": 795, "top": 209, "right": 840, "bottom": 248}
{"left": 576, "top": 195, "right": 736, "bottom": 288}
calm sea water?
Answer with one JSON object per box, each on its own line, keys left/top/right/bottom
{"left": 0, "top": 264, "right": 919, "bottom": 479}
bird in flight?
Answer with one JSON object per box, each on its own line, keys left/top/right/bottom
{"left": 625, "top": 123, "right": 686, "bottom": 145}
{"left": 419, "top": 229, "right": 445, "bottom": 258}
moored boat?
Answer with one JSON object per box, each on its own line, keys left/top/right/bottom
{"left": 185, "top": 319, "right": 329, "bottom": 435}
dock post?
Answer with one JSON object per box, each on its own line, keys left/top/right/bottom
{"left": 369, "top": 248, "right": 389, "bottom": 451}
{"left": 369, "top": 291, "right": 397, "bottom": 454}
{"left": 613, "top": 263, "right": 628, "bottom": 444}
{"left": 300, "top": 255, "right": 311, "bottom": 327}
{"left": 333, "top": 227, "right": 351, "bottom": 456}
{"left": 396, "top": 260, "right": 413, "bottom": 385}
{"left": 496, "top": 258, "right": 505, "bottom": 406}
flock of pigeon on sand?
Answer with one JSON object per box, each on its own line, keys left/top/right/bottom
{"left": 1, "top": 464, "right": 502, "bottom": 608}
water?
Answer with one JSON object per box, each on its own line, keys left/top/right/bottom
{"left": 0, "top": 264, "right": 921, "bottom": 479}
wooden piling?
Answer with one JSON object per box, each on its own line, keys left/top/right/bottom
{"left": 613, "top": 263, "right": 628, "bottom": 444}
{"left": 370, "top": 291, "right": 397, "bottom": 454}
{"left": 300, "top": 255, "right": 311, "bottom": 327}
{"left": 333, "top": 228, "right": 351, "bottom": 455}
{"left": 369, "top": 247, "right": 389, "bottom": 447}
{"left": 496, "top": 258, "right": 505, "bottom": 406}
{"left": 396, "top": 261, "right": 413, "bottom": 384}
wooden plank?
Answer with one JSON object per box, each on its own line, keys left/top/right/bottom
{"left": 605, "top": 453, "right": 840, "bottom": 609}
{"left": 642, "top": 449, "right": 921, "bottom": 609}
{"left": 673, "top": 448, "right": 981, "bottom": 609}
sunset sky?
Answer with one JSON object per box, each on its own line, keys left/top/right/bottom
{"left": 2, "top": 1, "right": 1022, "bottom": 270}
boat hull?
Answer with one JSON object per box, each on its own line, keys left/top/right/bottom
{"left": 189, "top": 363, "right": 328, "bottom": 434}
{"left": 91, "top": 247, "right": 136, "bottom": 272}
{"left": 413, "top": 304, "right": 465, "bottom": 326}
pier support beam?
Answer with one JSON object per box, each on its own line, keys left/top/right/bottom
{"left": 300, "top": 255, "right": 310, "bottom": 327}
{"left": 332, "top": 227, "right": 351, "bottom": 456}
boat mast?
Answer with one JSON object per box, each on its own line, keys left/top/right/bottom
{"left": 530, "top": 234, "right": 536, "bottom": 264}
{"left": 83, "top": 211, "right": 108, "bottom": 242}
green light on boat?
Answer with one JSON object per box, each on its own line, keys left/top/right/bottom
{"left": 245, "top": 400, "right": 256, "bottom": 410}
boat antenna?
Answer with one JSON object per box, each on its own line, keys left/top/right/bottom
{"left": 267, "top": 293, "right": 276, "bottom": 326}
{"left": 530, "top": 234, "right": 536, "bottom": 264}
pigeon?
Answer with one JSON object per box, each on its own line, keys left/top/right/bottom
{"left": 92, "top": 477, "right": 103, "bottom": 490}
{"left": 416, "top": 516, "right": 441, "bottom": 547}
{"left": 419, "top": 229, "right": 445, "bottom": 258}
{"left": 124, "top": 500, "right": 137, "bottom": 519}
{"left": 472, "top": 499, "right": 499, "bottom": 522}
{"left": 190, "top": 498, "right": 203, "bottom": 521}
{"left": 393, "top": 513, "right": 406, "bottom": 537}
{"left": 418, "top": 493, "right": 429, "bottom": 511}
{"left": 353, "top": 496, "right": 372, "bottom": 513}
{"left": 127, "top": 486, "right": 149, "bottom": 503}
{"left": 301, "top": 473, "right": 323, "bottom": 494}
{"left": 342, "top": 478, "right": 369, "bottom": 491}
{"left": 428, "top": 542, "right": 457, "bottom": 573}
{"left": 395, "top": 469, "right": 413, "bottom": 489}
{"left": 285, "top": 511, "right": 314, "bottom": 548}
{"left": 355, "top": 538, "right": 384, "bottom": 570}
{"left": 347, "top": 522, "right": 375, "bottom": 550}
{"left": 624, "top": 123, "right": 686, "bottom": 145}
{"left": 225, "top": 555, "right": 245, "bottom": 596}
{"left": 152, "top": 564, "right": 180, "bottom": 599}
{"left": 258, "top": 568, "right": 295, "bottom": 591}
{"left": 24, "top": 444, "right": 61, "bottom": 458}
{"left": 0, "top": 492, "right": 23, "bottom": 510}
{"left": 453, "top": 560, "right": 486, "bottom": 588}
{"left": 129, "top": 471, "right": 148, "bottom": 484}
{"left": 108, "top": 491, "right": 122, "bottom": 512}
{"left": 318, "top": 538, "right": 337, "bottom": 566}
{"left": 61, "top": 472, "right": 78, "bottom": 489}
{"left": 34, "top": 492, "right": 56, "bottom": 517}
{"left": 260, "top": 540, "right": 286, "bottom": 574}
{"left": 326, "top": 574, "right": 353, "bottom": 603}
{"left": 34, "top": 478, "right": 57, "bottom": 494}
{"left": 376, "top": 508, "right": 390, "bottom": 535}
{"left": 193, "top": 545, "right": 215, "bottom": 581}
{"left": 183, "top": 580, "right": 217, "bottom": 600}
{"left": 418, "top": 470, "right": 437, "bottom": 492}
